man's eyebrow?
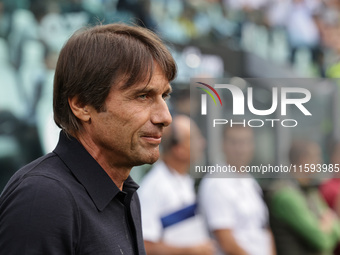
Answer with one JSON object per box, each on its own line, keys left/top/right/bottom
{"left": 130, "top": 84, "right": 173, "bottom": 94}
{"left": 131, "top": 87, "right": 154, "bottom": 94}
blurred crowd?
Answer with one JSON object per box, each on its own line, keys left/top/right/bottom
{"left": 1, "top": 0, "right": 340, "bottom": 254}
{"left": 139, "top": 115, "right": 340, "bottom": 255}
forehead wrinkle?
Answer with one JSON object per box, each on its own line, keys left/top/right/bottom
{"left": 134, "top": 78, "right": 171, "bottom": 94}
{"left": 113, "top": 65, "right": 172, "bottom": 96}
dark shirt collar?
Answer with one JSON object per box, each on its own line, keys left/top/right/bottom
{"left": 53, "top": 131, "right": 139, "bottom": 211}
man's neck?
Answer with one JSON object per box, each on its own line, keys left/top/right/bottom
{"left": 98, "top": 160, "right": 131, "bottom": 190}
{"left": 75, "top": 131, "right": 131, "bottom": 190}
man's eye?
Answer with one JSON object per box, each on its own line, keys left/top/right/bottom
{"left": 138, "top": 94, "right": 148, "bottom": 100}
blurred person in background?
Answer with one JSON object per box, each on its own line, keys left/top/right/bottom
{"left": 320, "top": 141, "right": 340, "bottom": 255}
{"left": 313, "top": 0, "right": 340, "bottom": 78}
{"left": 284, "top": 0, "right": 324, "bottom": 76}
{"left": 199, "top": 125, "right": 276, "bottom": 255}
{"left": 320, "top": 141, "right": 340, "bottom": 217}
{"left": 315, "top": 0, "right": 340, "bottom": 78}
{"left": 268, "top": 139, "right": 340, "bottom": 255}
{"left": 0, "top": 23, "right": 177, "bottom": 255}
{"left": 138, "top": 114, "right": 215, "bottom": 255}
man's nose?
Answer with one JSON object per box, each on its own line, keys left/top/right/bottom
{"left": 151, "top": 97, "right": 172, "bottom": 127}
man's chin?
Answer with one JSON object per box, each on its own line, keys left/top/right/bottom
{"left": 143, "top": 154, "right": 160, "bottom": 165}
{"left": 133, "top": 151, "right": 160, "bottom": 166}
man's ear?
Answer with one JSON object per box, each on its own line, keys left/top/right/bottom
{"left": 68, "top": 96, "right": 91, "bottom": 122}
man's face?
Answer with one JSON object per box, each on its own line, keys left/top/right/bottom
{"left": 85, "top": 63, "right": 172, "bottom": 168}
{"left": 223, "top": 126, "right": 254, "bottom": 169}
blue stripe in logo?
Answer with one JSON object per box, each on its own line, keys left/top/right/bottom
{"left": 160, "top": 203, "right": 197, "bottom": 229}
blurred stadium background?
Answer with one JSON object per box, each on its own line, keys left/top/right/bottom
{"left": 1, "top": 0, "right": 340, "bottom": 191}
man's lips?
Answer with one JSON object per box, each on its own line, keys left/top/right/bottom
{"left": 141, "top": 134, "right": 162, "bottom": 145}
